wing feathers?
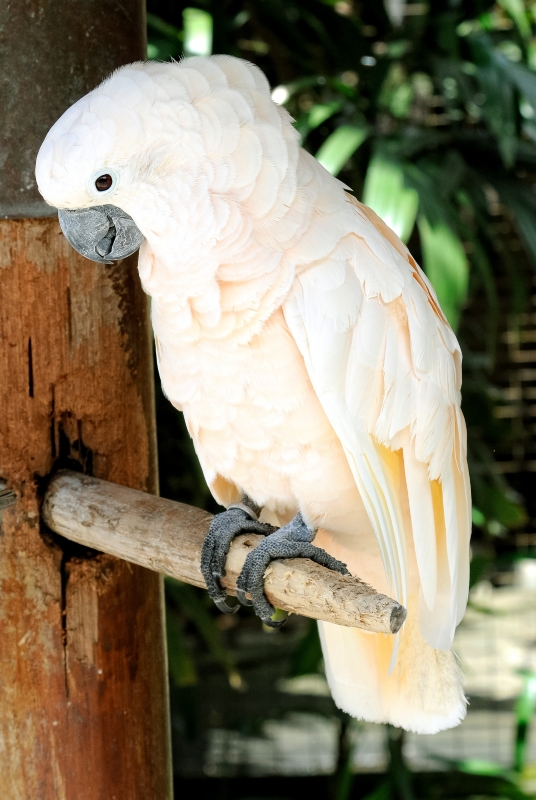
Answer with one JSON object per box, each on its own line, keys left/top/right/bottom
{"left": 284, "top": 185, "right": 471, "bottom": 652}
{"left": 403, "top": 442, "right": 437, "bottom": 610}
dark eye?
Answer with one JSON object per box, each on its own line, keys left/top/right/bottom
{"left": 95, "top": 174, "right": 113, "bottom": 192}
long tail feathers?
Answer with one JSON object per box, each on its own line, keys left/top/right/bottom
{"left": 319, "top": 605, "right": 466, "bottom": 735}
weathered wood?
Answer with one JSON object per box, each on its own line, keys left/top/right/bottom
{"left": 0, "top": 219, "right": 171, "bottom": 797}
{"left": 43, "top": 471, "right": 407, "bottom": 635}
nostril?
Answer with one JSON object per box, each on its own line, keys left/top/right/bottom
{"left": 95, "top": 223, "right": 116, "bottom": 257}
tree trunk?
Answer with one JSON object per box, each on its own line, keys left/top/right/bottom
{"left": 0, "top": 3, "right": 171, "bottom": 796}
{"left": 0, "top": 220, "right": 172, "bottom": 798}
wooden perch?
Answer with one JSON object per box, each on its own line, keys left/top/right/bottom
{"left": 42, "top": 470, "right": 407, "bottom": 635}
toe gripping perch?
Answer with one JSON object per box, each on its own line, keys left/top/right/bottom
{"left": 200, "top": 498, "right": 275, "bottom": 615}
{"left": 201, "top": 499, "right": 350, "bottom": 627}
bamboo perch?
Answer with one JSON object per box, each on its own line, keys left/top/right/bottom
{"left": 42, "top": 470, "right": 407, "bottom": 635}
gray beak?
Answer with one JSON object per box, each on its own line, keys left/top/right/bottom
{"left": 58, "top": 204, "right": 145, "bottom": 264}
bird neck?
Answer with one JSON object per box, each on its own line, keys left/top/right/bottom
{"left": 138, "top": 240, "right": 295, "bottom": 346}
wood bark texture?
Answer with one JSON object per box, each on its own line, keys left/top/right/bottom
{"left": 0, "top": 219, "right": 171, "bottom": 799}
{"left": 43, "top": 471, "right": 407, "bottom": 635}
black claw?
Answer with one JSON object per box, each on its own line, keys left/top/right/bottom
{"left": 214, "top": 597, "right": 239, "bottom": 614}
{"left": 234, "top": 511, "right": 350, "bottom": 627}
{"left": 261, "top": 615, "right": 288, "bottom": 628}
{"left": 237, "top": 588, "right": 253, "bottom": 606}
{"left": 203, "top": 507, "right": 346, "bottom": 628}
{"left": 200, "top": 506, "right": 275, "bottom": 615}
{"left": 212, "top": 571, "right": 224, "bottom": 591}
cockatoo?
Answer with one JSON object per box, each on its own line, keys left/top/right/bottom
{"left": 36, "top": 55, "right": 471, "bottom": 734}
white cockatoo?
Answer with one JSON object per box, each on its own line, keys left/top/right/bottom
{"left": 36, "top": 55, "right": 471, "bottom": 734}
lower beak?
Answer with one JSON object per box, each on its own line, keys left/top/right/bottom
{"left": 58, "top": 204, "right": 145, "bottom": 264}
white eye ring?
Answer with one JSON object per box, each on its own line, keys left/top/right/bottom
{"left": 87, "top": 168, "right": 119, "bottom": 199}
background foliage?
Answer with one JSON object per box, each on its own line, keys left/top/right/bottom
{"left": 146, "top": 1, "right": 536, "bottom": 797}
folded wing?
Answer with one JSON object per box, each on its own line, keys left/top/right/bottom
{"left": 284, "top": 194, "right": 471, "bottom": 650}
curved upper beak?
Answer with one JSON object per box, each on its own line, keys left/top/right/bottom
{"left": 57, "top": 204, "right": 145, "bottom": 264}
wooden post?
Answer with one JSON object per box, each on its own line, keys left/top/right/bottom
{"left": 0, "top": 2, "right": 172, "bottom": 798}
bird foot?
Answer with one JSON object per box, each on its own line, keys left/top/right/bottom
{"left": 236, "top": 512, "right": 350, "bottom": 627}
{"left": 200, "top": 500, "right": 275, "bottom": 614}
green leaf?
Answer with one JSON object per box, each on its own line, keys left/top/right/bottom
{"left": 477, "top": 483, "right": 527, "bottom": 529}
{"left": 472, "top": 507, "right": 486, "bottom": 527}
{"left": 497, "top": 0, "right": 532, "bottom": 40}
{"left": 472, "top": 34, "right": 536, "bottom": 117}
{"left": 146, "top": 12, "right": 183, "bottom": 41}
{"left": 315, "top": 125, "right": 368, "bottom": 176}
{"left": 390, "top": 82, "right": 414, "bottom": 118}
{"left": 360, "top": 779, "right": 392, "bottom": 800}
{"left": 378, "top": 63, "right": 414, "bottom": 119}
{"left": 146, "top": 13, "right": 183, "bottom": 61}
{"left": 362, "top": 156, "right": 419, "bottom": 243}
{"left": 469, "top": 37, "right": 517, "bottom": 167}
{"left": 469, "top": 552, "right": 491, "bottom": 588}
{"left": 514, "top": 673, "right": 536, "bottom": 773}
{"left": 295, "top": 101, "right": 342, "bottom": 142}
{"left": 457, "top": 192, "right": 500, "bottom": 362}
{"left": 457, "top": 758, "right": 509, "bottom": 777}
{"left": 498, "top": 56, "right": 536, "bottom": 111}
{"left": 417, "top": 214, "right": 469, "bottom": 331}
{"left": 183, "top": 7, "right": 213, "bottom": 57}
{"left": 475, "top": 63, "right": 517, "bottom": 167}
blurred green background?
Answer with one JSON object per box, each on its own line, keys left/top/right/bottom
{"left": 147, "top": 1, "right": 536, "bottom": 797}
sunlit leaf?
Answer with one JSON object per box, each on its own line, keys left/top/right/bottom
{"left": 514, "top": 673, "right": 536, "bottom": 773}
{"left": 183, "top": 7, "right": 213, "bottom": 57}
{"left": 315, "top": 125, "right": 368, "bottom": 176}
{"left": 362, "top": 156, "right": 419, "bottom": 243}
{"left": 457, "top": 758, "right": 509, "bottom": 777}
{"left": 378, "top": 63, "right": 414, "bottom": 119}
{"left": 273, "top": 75, "right": 358, "bottom": 108}
{"left": 472, "top": 506, "right": 486, "bottom": 527}
{"left": 272, "top": 76, "right": 331, "bottom": 105}
{"left": 497, "top": 0, "right": 531, "bottom": 40}
{"left": 384, "top": 0, "right": 406, "bottom": 27}
{"left": 499, "top": 56, "right": 536, "bottom": 111}
{"left": 390, "top": 82, "right": 414, "bottom": 118}
{"left": 417, "top": 215, "right": 469, "bottom": 331}
{"left": 400, "top": 156, "right": 469, "bottom": 330}
{"left": 295, "top": 101, "right": 342, "bottom": 141}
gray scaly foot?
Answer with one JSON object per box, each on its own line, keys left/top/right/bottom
{"left": 200, "top": 498, "right": 275, "bottom": 614}
{"left": 236, "top": 512, "right": 350, "bottom": 627}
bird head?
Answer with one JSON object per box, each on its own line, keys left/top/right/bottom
{"left": 35, "top": 60, "right": 224, "bottom": 265}
{"left": 36, "top": 56, "right": 302, "bottom": 334}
